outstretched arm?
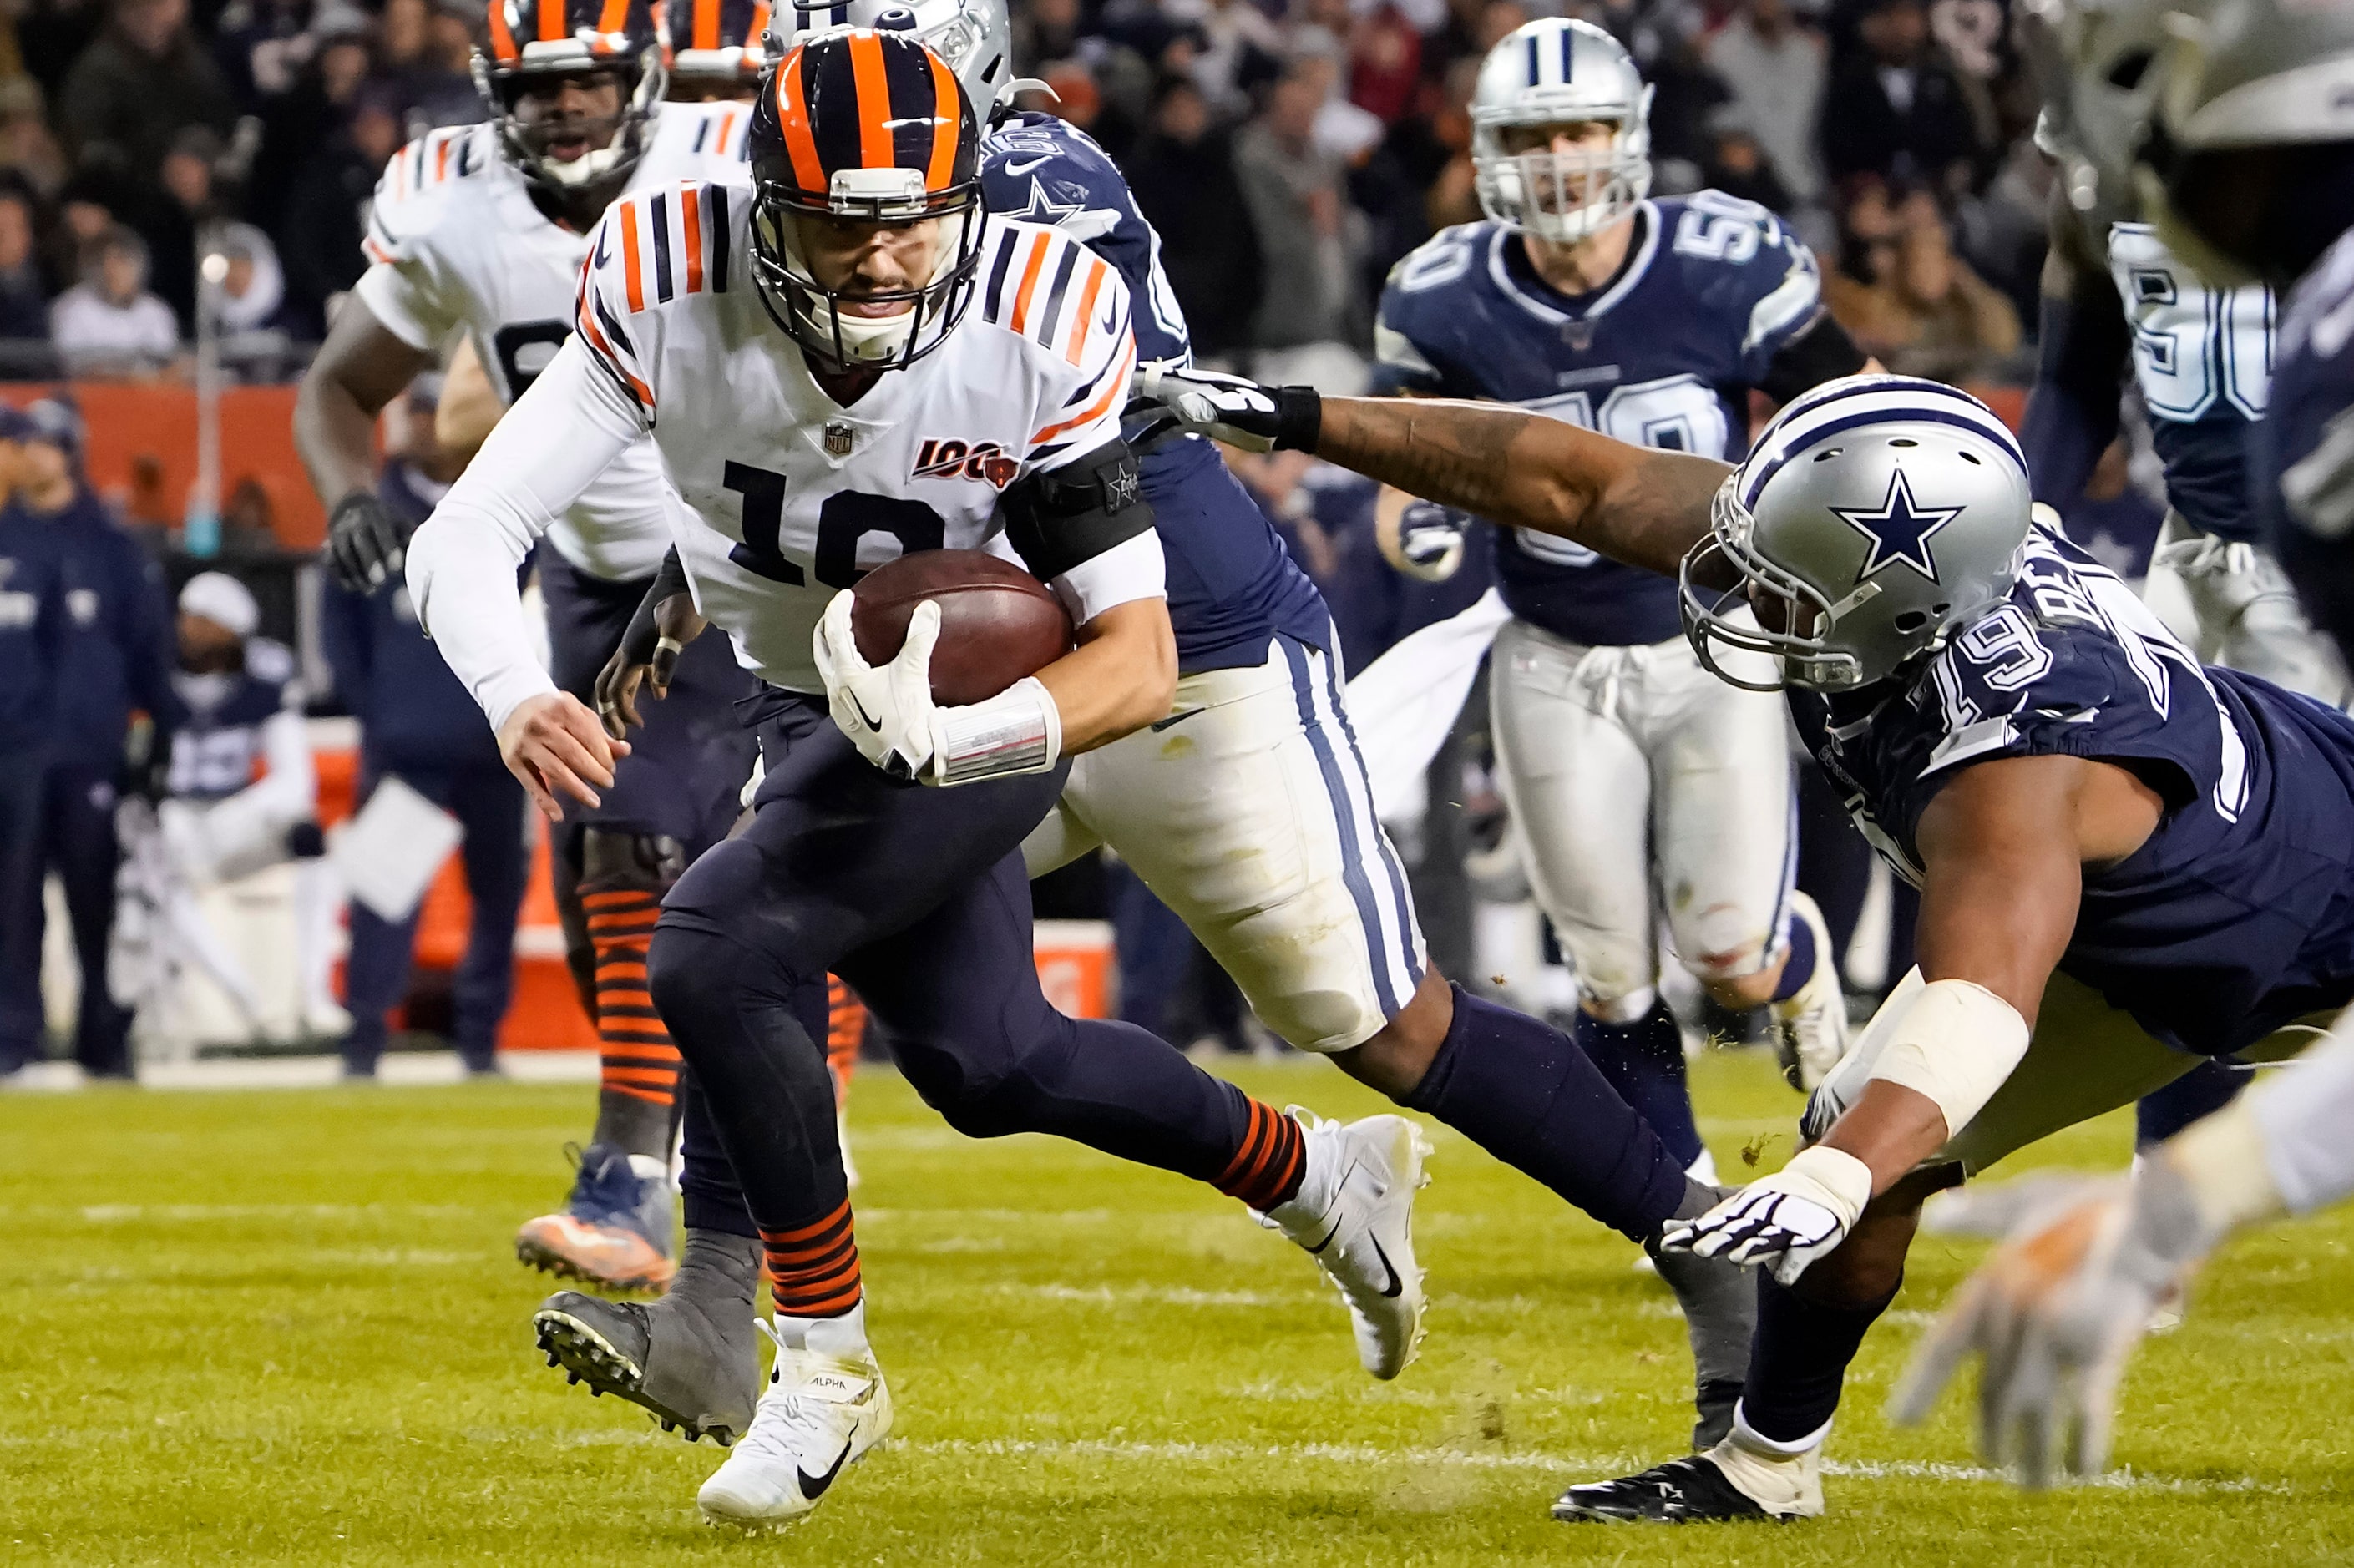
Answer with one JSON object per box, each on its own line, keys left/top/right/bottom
{"left": 1134, "top": 367, "right": 1731, "bottom": 577}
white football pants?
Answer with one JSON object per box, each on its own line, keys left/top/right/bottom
{"left": 1488, "top": 617, "right": 1796, "bottom": 1019}
{"left": 1025, "top": 633, "right": 1427, "bottom": 1053}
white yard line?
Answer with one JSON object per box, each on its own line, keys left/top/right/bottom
{"left": 2, "top": 1050, "right": 602, "bottom": 1092}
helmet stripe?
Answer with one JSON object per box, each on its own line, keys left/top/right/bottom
{"left": 597, "top": 0, "right": 628, "bottom": 37}
{"left": 748, "top": 0, "right": 770, "bottom": 50}
{"left": 1524, "top": 31, "right": 1539, "bottom": 85}
{"left": 694, "top": 0, "right": 720, "bottom": 49}
{"left": 924, "top": 46, "right": 959, "bottom": 191}
{"left": 847, "top": 29, "right": 894, "bottom": 170}
{"left": 774, "top": 46, "right": 827, "bottom": 194}
{"left": 1739, "top": 383, "right": 2025, "bottom": 508}
{"left": 1560, "top": 22, "right": 1573, "bottom": 80}
{"left": 488, "top": 0, "right": 519, "bottom": 59}
{"left": 537, "top": 0, "right": 564, "bottom": 42}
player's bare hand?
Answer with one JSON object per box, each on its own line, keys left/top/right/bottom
{"left": 500, "top": 691, "right": 630, "bottom": 820}
{"left": 595, "top": 594, "right": 706, "bottom": 739}
{"left": 1888, "top": 1179, "right": 2194, "bottom": 1488}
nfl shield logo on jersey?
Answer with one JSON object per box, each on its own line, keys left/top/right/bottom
{"left": 824, "top": 420, "right": 857, "bottom": 458}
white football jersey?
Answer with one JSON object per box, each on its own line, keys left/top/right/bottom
{"left": 573, "top": 189, "right": 1141, "bottom": 691}
{"left": 353, "top": 102, "right": 757, "bottom": 581}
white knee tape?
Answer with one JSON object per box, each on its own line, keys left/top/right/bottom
{"left": 1865, "top": 978, "right": 2032, "bottom": 1140}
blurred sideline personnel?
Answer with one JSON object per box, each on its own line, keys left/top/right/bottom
{"left": 1888, "top": 0, "right": 2354, "bottom": 1490}
{"left": 144, "top": 574, "right": 345, "bottom": 1039}
{"left": 410, "top": 28, "right": 1448, "bottom": 1527}
{"left": 1133, "top": 364, "right": 2354, "bottom": 1524}
{"left": 1369, "top": 19, "right": 1858, "bottom": 1154}
{"left": 320, "top": 377, "right": 528, "bottom": 1080}
{"left": 0, "top": 407, "right": 67, "bottom": 1075}
{"left": 574, "top": 0, "right": 1770, "bottom": 1466}
{"left": 3, "top": 397, "right": 175, "bottom": 1079}
{"left": 296, "top": 0, "right": 766, "bottom": 1294}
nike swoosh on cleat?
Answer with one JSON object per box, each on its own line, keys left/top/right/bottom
{"left": 1369, "top": 1237, "right": 1404, "bottom": 1299}
{"left": 797, "top": 1436, "right": 856, "bottom": 1500}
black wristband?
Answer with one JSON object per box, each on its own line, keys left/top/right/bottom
{"left": 1273, "top": 386, "right": 1323, "bottom": 453}
{"left": 617, "top": 548, "right": 687, "bottom": 670}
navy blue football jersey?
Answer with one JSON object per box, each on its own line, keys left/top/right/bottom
{"left": 2106, "top": 223, "right": 2274, "bottom": 544}
{"left": 169, "top": 665, "right": 297, "bottom": 802}
{"left": 1793, "top": 528, "right": 2354, "bottom": 1057}
{"left": 979, "top": 110, "right": 1328, "bottom": 671}
{"left": 1374, "top": 193, "right": 1825, "bottom": 646}
{"left": 2260, "top": 226, "right": 2354, "bottom": 654}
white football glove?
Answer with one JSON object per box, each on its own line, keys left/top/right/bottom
{"left": 1396, "top": 500, "right": 1466, "bottom": 582}
{"left": 1131, "top": 364, "right": 1317, "bottom": 453}
{"left": 1660, "top": 1146, "right": 1875, "bottom": 1287}
{"left": 813, "top": 591, "right": 942, "bottom": 781}
{"left": 1888, "top": 1176, "right": 2203, "bottom": 1488}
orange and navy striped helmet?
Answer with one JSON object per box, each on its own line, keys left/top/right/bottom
{"left": 747, "top": 26, "right": 977, "bottom": 220}
{"left": 743, "top": 28, "right": 985, "bottom": 368}
{"left": 474, "top": 0, "right": 668, "bottom": 194}
{"left": 657, "top": 0, "right": 773, "bottom": 95}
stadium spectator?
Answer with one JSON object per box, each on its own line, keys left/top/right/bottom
{"left": 1823, "top": 181, "right": 2020, "bottom": 380}
{"left": 1703, "top": 0, "right": 1827, "bottom": 206}
{"left": 138, "top": 124, "right": 224, "bottom": 327}
{"left": 276, "top": 81, "right": 398, "bottom": 335}
{"left": 0, "top": 186, "right": 52, "bottom": 338}
{"left": 49, "top": 223, "right": 179, "bottom": 378}
{"left": 321, "top": 382, "right": 525, "bottom": 1080}
{"left": 1187, "top": 0, "right": 1284, "bottom": 113}
{"left": 58, "top": 0, "right": 237, "bottom": 188}
{"left": 1235, "top": 59, "right": 1359, "bottom": 363}
{"left": 1125, "top": 75, "right": 1263, "bottom": 362}
{"left": 1818, "top": 0, "right": 1983, "bottom": 196}
{"left": 10, "top": 395, "right": 173, "bottom": 1079}
{"left": 0, "top": 78, "right": 70, "bottom": 198}
{"left": 247, "top": 17, "right": 371, "bottom": 235}
{"left": 1699, "top": 116, "right": 1799, "bottom": 220}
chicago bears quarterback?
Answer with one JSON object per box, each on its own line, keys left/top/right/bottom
{"left": 295, "top": 0, "right": 772, "bottom": 1294}
{"left": 1369, "top": 18, "right": 1858, "bottom": 1150}
{"left": 1879, "top": 0, "right": 2354, "bottom": 1488}
{"left": 403, "top": 30, "right": 1462, "bottom": 1527}
{"left": 1137, "top": 362, "right": 2354, "bottom": 1521}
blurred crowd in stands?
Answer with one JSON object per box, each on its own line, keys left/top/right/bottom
{"left": 0, "top": 0, "right": 2044, "bottom": 384}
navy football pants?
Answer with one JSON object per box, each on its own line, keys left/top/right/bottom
{"left": 652, "top": 690, "right": 1260, "bottom": 1242}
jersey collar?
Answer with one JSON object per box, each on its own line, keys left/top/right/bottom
{"left": 1486, "top": 202, "right": 1659, "bottom": 329}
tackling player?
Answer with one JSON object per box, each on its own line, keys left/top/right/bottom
{"left": 578, "top": 0, "right": 1767, "bottom": 1467}
{"left": 295, "top": 0, "right": 768, "bottom": 1293}
{"left": 406, "top": 31, "right": 1460, "bottom": 1527}
{"left": 1369, "top": 20, "right": 1855, "bottom": 1141}
{"left": 1136, "top": 362, "right": 2354, "bottom": 1522}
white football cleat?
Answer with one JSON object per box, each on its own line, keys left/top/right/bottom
{"left": 696, "top": 1323, "right": 892, "bottom": 1530}
{"left": 1263, "top": 1110, "right": 1433, "bottom": 1379}
{"left": 1769, "top": 893, "right": 1850, "bottom": 1092}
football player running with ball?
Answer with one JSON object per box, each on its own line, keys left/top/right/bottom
{"left": 579, "top": 0, "right": 1769, "bottom": 1479}
{"left": 408, "top": 30, "right": 1464, "bottom": 1528}
{"left": 295, "top": 0, "right": 769, "bottom": 1294}
{"left": 1366, "top": 18, "right": 1860, "bottom": 1139}
{"left": 1137, "top": 362, "right": 2354, "bottom": 1523}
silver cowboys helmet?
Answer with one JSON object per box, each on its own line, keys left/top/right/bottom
{"left": 771, "top": 0, "right": 1015, "bottom": 114}
{"left": 1471, "top": 18, "right": 1653, "bottom": 245}
{"left": 1682, "top": 376, "right": 2034, "bottom": 692}
{"left": 2020, "top": 0, "right": 2190, "bottom": 234}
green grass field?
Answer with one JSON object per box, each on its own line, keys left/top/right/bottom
{"left": 8, "top": 1050, "right": 2354, "bottom": 1565}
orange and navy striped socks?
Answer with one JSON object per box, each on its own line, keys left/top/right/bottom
{"left": 583, "top": 883, "right": 681, "bottom": 1121}
{"left": 761, "top": 1199, "right": 863, "bottom": 1318}
{"left": 825, "top": 975, "right": 864, "bottom": 1108}
{"left": 1213, "top": 1100, "right": 1308, "bottom": 1213}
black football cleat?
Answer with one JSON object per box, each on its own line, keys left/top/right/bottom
{"left": 1552, "top": 1455, "right": 1796, "bottom": 1524}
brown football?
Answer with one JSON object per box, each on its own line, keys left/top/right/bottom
{"left": 850, "top": 549, "right": 1075, "bottom": 706}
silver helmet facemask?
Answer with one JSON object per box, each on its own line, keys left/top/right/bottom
{"left": 475, "top": 41, "right": 667, "bottom": 196}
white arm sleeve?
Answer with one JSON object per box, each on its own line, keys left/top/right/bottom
{"left": 1052, "top": 528, "right": 1167, "bottom": 629}
{"left": 406, "top": 336, "right": 645, "bottom": 734}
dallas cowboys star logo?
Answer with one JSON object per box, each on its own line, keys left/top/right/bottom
{"left": 1828, "top": 468, "right": 1965, "bottom": 583}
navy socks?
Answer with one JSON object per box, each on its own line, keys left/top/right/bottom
{"left": 1738, "top": 1272, "right": 1900, "bottom": 1445}
{"left": 1572, "top": 997, "right": 1704, "bottom": 1171}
